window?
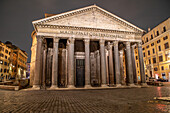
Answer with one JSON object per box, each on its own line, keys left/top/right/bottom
{"left": 5, "top": 56, "right": 7, "bottom": 59}
{"left": 158, "top": 46, "right": 161, "bottom": 51}
{"left": 148, "top": 50, "right": 150, "bottom": 55}
{"left": 154, "top": 67, "right": 158, "bottom": 71}
{"left": 5, "top": 50, "right": 8, "bottom": 54}
{"left": 4, "top": 62, "right": 7, "bottom": 66}
{"left": 151, "top": 35, "right": 153, "bottom": 40}
{"left": 149, "top": 59, "right": 151, "bottom": 64}
{"left": 159, "top": 56, "right": 163, "bottom": 62}
{"left": 0, "top": 53, "right": 4, "bottom": 57}
{"left": 151, "top": 43, "right": 154, "bottom": 46}
{"left": 161, "top": 66, "right": 164, "bottom": 70}
{"left": 136, "top": 56, "right": 138, "bottom": 60}
{"left": 153, "top": 57, "right": 156, "bottom": 63}
{"left": 164, "top": 43, "right": 169, "bottom": 49}
{"left": 163, "top": 36, "right": 168, "bottom": 40}
{"left": 163, "top": 26, "right": 166, "bottom": 32}
{"left": 143, "top": 53, "right": 145, "bottom": 57}
{"left": 152, "top": 49, "right": 155, "bottom": 54}
{"left": 0, "top": 46, "right": 4, "bottom": 51}
{"left": 146, "top": 37, "right": 148, "bottom": 42}
{"left": 142, "top": 48, "right": 145, "bottom": 50}
{"left": 137, "top": 63, "right": 138, "bottom": 67}
{"left": 0, "top": 69, "right": 2, "bottom": 72}
{"left": 146, "top": 45, "right": 149, "bottom": 48}
{"left": 157, "top": 40, "right": 160, "bottom": 43}
{"left": 4, "top": 69, "right": 6, "bottom": 73}
{"left": 165, "top": 54, "right": 170, "bottom": 61}
{"left": 157, "top": 31, "right": 159, "bottom": 36}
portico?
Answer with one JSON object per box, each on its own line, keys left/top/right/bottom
{"left": 30, "top": 5, "right": 147, "bottom": 89}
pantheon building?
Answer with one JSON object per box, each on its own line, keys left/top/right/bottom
{"left": 30, "top": 5, "right": 147, "bottom": 89}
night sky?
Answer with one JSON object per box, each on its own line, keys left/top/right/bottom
{"left": 0, "top": 0, "right": 170, "bottom": 62}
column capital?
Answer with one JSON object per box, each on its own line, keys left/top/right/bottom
{"left": 53, "top": 37, "right": 60, "bottom": 43}
{"left": 36, "top": 35, "right": 43, "bottom": 42}
{"left": 84, "top": 39, "right": 90, "bottom": 43}
{"left": 113, "top": 40, "right": 118, "bottom": 46}
{"left": 100, "top": 39, "right": 105, "bottom": 45}
{"left": 68, "top": 37, "right": 75, "bottom": 44}
{"left": 125, "top": 41, "right": 131, "bottom": 47}
{"left": 131, "top": 44, "right": 136, "bottom": 49}
{"left": 107, "top": 43, "right": 113, "bottom": 50}
{"left": 137, "top": 42, "right": 142, "bottom": 47}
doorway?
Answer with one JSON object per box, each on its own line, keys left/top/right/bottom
{"left": 76, "top": 59, "right": 85, "bottom": 87}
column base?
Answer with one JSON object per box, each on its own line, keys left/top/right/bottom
{"left": 84, "top": 85, "right": 92, "bottom": 88}
{"left": 128, "top": 83, "right": 139, "bottom": 88}
{"left": 101, "top": 84, "right": 109, "bottom": 87}
{"left": 115, "top": 84, "right": 122, "bottom": 87}
{"left": 32, "top": 85, "right": 41, "bottom": 90}
{"left": 67, "top": 85, "right": 76, "bottom": 89}
{"left": 50, "top": 85, "right": 59, "bottom": 89}
{"left": 141, "top": 83, "right": 149, "bottom": 88}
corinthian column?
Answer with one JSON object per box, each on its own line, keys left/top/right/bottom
{"left": 119, "top": 50, "right": 125, "bottom": 85}
{"left": 108, "top": 42, "right": 114, "bottom": 85}
{"left": 42, "top": 40, "right": 47, "bottom": 89}
{"left": 113, "top": 41, "right": 121, "bottom": 87}
{"left": 100, "top": 39, "right": 108, "bottom": 87}
{"left": 84, "top": 39, "right": 91, "bottom": 88}
{"left": 50, "top": 37, "right": 59, "bottom": 89}
{"left": 33, "top": 36, "right": 43, "bottom": 90}
{"left": 125, "top": 42, "right": 135, "bottom": 86}
{"left": 138, "top": 42, "right": 147, "bottom": 86}
{"left": 67, "top": 37, "right": 75, "bottom": 88}
{"left": 131, "top": 45, "right": 138, "bottom": 85}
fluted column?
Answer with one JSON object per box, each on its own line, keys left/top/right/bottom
{"left": 131, "top": 45, "right": 138, "bottom": 85}
{"left": 125, "top": 42, "right": 134, "bottom": 86}
{"left": 50, "top": 37, "right": 59, "bottom": 89}
{"left": 100, "top": 39, "right": 108, "bottom": 87}
{"left": 119, "top": 50, "right": 125, "bottom": 85}
{"left": 67, "top": 37, "right": 75, "bottom": 88}
{"left": 42, "top": 40, "right": 47, "bottom": 89}
{"left": 113, "top": 41, "right": 121, "bottom": 87}
{"left": 84, "top": 39, "right": 91, "bottom": 88}
{"left": 33, "top": 36, "right": 43, "bottom": 89}
{"left": 138, "top": 42, "right": 147, "bottom": 86}
{"left": 108, "top": 42, "right": 114, "bottom": 85}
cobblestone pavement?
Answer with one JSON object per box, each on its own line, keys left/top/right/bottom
{"left": 0, "top": 86, "right": 170, "bottom": 113}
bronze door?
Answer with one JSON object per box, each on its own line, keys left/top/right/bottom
{"left": 76, "top": 59, "right": 85, "bottom": 87}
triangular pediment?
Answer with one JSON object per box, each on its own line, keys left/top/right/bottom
{"left": 33, "top": 5, "right": 144, "bottom": 33}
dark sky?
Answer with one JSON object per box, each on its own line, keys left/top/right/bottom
{"left": 0, "top": 0, "right": 170, "bottom": 62}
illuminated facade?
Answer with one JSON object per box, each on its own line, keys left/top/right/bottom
{"left": 136, "top": 18, "right": 170, "bottom": 81}
{"left": 31, "top": 5, "right": 147, "bottom": 89}
{"left": 0, "top": 42, "right": 11, "bottom": 81}
{"left": 5, "top": 42, "right": 28, "bottom": 80}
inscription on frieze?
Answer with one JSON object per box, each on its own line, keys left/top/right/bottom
{"left": 59, "top": 30, "right": 124, "bottom": 38}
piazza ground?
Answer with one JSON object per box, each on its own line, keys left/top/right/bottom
{"left": 0, "top": 86, "right": 170, "bottom": 113}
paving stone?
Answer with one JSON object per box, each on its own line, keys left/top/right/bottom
{"left": 0, "top": 86, "right": 170, "bottom": 113}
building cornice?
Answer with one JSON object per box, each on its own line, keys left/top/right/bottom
{"left": 35, "top": 24, "right": 143, "bottom": 36}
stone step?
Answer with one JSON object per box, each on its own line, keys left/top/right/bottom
{"left": 0, "top": 85, "right": 19, "bottom": 91}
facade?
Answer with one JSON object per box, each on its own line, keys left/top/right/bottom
{"left": 138, "top": 18, "right": 170, "bottom": 81}
{"left": 5, "top": 42, "right": 28, "bottom": 80}
{"left": 30, "top": 5, "right": 147, "bottom": 89}
{"left": 0, "top": 42, "right": 11, "bottom": 81}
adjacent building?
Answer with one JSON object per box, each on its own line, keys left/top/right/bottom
{"left": 138, "top": 18, "right": 170, "bottom": 82}
{"left": 0, "top": 42, "right": 11, "bottom": 81}
{"left": 0, "top": 41, "right": 28, "bottom": 82}
{"left": 31, "top": 5, "right": 147, "bottom": 89}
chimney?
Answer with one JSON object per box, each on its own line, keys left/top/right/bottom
{"left": 148, "top": 28, "right": 151, "bottom": 32}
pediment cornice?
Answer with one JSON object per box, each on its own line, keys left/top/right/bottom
{"left": 32, "top": 5, "right": 144, "bottom": 33}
